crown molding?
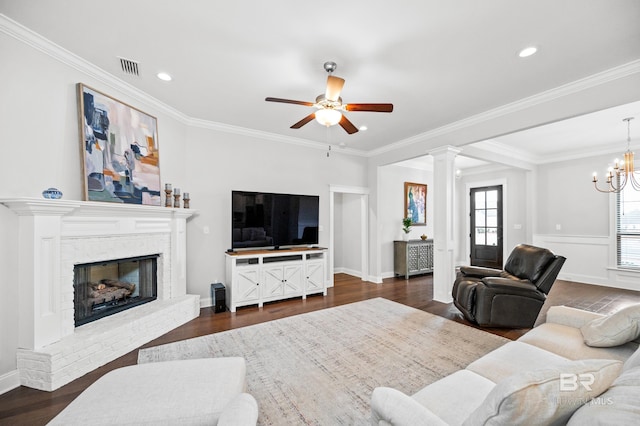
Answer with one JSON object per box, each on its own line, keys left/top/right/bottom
{"left": 367, "top": 60, "right": 640, "bottom": 158}
{"left": 186, "top": 117, "right": 365, "bottom": 156}
{"left": 0, "top": 14, "right": 191, "bottom": 124}
{"left": 1, "top": 13, "right": 369, "bottom": 158}
{"left": 3, "top": 13, "right": 638, "bottom": 163}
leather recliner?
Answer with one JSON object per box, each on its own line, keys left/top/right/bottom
{"left": 452, "top": 244, "right": 566, "bottom": 328}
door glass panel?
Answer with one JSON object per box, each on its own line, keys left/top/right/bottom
{"left": 487, "top": 209, "right": 497, "bottom": 227}
{"left": 475, "top": 210, "right": 486, "bottom": 227}
{"left": 475, "top": 192, "right": 485, "bottom": 209}
{"left": 487, "top": 190, "right": 498, "bottom": 208}
{"left": 475, "top": 228, "right": 486, "bottom": 245}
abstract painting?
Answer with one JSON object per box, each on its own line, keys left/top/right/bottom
{"left": 77, "top": 83, "right": 161, "bottom": 205}
{"left": 404, "top": 182, "right": 427, "bottom": 225}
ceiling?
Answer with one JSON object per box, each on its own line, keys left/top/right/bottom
{"left": 2, "top": 0, "right": 640, "bottom": 165}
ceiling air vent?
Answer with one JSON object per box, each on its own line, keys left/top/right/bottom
{"left": 119, "top": 57, "right": 140, "bottom": 76}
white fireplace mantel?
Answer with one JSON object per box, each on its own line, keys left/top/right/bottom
{"left": 0, "top": 198, "right": 200, "bottom": 391}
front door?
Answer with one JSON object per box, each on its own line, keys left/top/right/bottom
{"left": 470, "top": 185, "right": 503, "bottom": 268}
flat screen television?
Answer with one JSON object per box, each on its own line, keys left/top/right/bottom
{"left": 231, "top": 190, "right": 319, "bottom": 250}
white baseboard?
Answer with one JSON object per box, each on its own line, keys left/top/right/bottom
{"left": 333, "top": 267, "right": 362, "bottom": 278}
{"left": 200, "top": 297, "right": 213, "bottom": 308}
{"left": 0, "top": 369, "right": 20, "bottom": 395}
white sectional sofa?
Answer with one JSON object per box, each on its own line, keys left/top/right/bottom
{"left": 47, "top": 357, "right": 258, "bottom": 426}
{"left": 371, "top": 305, "right": 640, "bottom": 425}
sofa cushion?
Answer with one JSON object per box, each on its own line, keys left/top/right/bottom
{"left": 412, "top": 370, "right": 496, "bottom": 426}
{"left": 519, "top": 322, "right": 638, "bottom": 362}
{"left": 581, "top": 304, "right": 640, "bottom": 347}
{"left": 463, "top": 359, "right": 622, "bottom": 426}
{"left": 467, "top": 341, "right": 572, "bottom": 383}
{"left": 568, "top": 366, "right": 640, "bottom": 425}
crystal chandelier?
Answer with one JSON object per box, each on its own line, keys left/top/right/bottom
{"left": 593, "top": 117, "right": 640, "bottom": 193}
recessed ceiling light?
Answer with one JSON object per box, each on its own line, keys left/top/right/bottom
{"left": 518, "top": 46, "right": 538, "bottom": 58}
{"left": 156, "top": 72, "right": 172, "bottom": 81}
{"left": 359, "top": 125, "right": 368, "bottom": 131}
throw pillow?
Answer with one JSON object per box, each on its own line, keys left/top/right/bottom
{"left": 581, "top": 304, "right": 640, "bottom": 347}
{"left": 568, "top": 366, "right": 640, "bottom": 425}
{"left": 463, "top": 359, "right": 622, "bottom": 426}
{"left": 624, "top": 346, "right": 640, "bottom": 372}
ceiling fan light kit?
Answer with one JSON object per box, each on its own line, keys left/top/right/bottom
{"left": 315, "top": 108, "right": 342, "bottom": 126}
{"left": 265, "top": 61, "right": 393, "bottom": 135}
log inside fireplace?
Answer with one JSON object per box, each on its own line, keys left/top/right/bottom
{"left": 74, "top": 254, "right": 159, "bottom": 327}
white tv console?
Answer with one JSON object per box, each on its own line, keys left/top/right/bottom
{"left": 225, "top": 247, "right": 327, "bottom": 312}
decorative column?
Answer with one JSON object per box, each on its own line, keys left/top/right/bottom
{"left": 430, "top": 146, "right": 461, "bottom": 303}
{"left": 0, "top": 201, "right": 75, "bottom": 350}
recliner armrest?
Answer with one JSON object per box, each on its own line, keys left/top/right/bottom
{"left": 459, "top": 266, "right": 502, "bottom": 279}
{"left": 370, "top": 387, "right": 447, "bottom": 426}
{"left": 479, "top": 277, "right": 545, "bottom": 300}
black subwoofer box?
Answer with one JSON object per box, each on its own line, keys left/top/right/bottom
{"left": 210, "top": 283, "right": 226, "bottom": 313}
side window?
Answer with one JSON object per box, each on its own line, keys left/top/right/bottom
{"left": 617, "top": 184, "right": 640, "bottom": 268}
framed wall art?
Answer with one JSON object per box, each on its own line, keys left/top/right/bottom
{"left": 77, "top": 83, "right": 161, "bottom": 205}
{"left": 404, "top": 182, "right": 427, "bottom": 225}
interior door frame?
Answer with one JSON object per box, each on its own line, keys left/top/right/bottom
{"left": 329, "top": 185, "right": 369, "bottom": 287}
{"left": 464, "top": 179, "right": 508, "bottom": 267}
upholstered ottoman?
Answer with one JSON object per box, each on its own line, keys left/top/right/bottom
{"left": 47, "top": 357, "right": 258, "bottom": 426}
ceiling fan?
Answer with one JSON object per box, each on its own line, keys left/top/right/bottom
{"left": 265, "top": 61, "right": 393, "bottom": 134}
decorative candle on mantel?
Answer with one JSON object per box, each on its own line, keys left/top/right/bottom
{"left": 173, "top": 188, "right": 181, "bottom": 208}
{"left": 164, "top": 183, "right": 172, "bottom": 208}
{"left": 183, "top": 192, "right": 190, "bottom": 209}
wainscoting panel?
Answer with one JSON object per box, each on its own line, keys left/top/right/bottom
{"left": 533, "top": 234, "right": 639, "bottom": 291}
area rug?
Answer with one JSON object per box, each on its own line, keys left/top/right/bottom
{"left": 138, "top": 297, "right": 509, "bottom": 425}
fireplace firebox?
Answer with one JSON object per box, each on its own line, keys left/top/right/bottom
{"left": 74, "top": 254, "right": 159, "bottom": 326}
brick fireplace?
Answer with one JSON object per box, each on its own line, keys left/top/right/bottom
{"left": 0, "top": 199, "right": 200, "bottom": 391}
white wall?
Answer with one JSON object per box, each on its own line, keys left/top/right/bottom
{"left": 378, "top": 164, "right": 434, "bottom": 277}
{"left": 454, "top": 167, "right": 531, "bottom": 266}
{"left": 0, "top": 27, "right": 367, "bottom": 390}
{"left": 333, "top": 193, "right": 363, "bottom": 276}
{"left": 183, "top": 126, "right": 368, "bottom": 303}
{"left": 534, "top": 154, "right": 639, "bottom": 290}
{"left": 536, "top": 156, "right": 610, "bottom": 236}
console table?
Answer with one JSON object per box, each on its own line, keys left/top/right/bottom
{"left": 394, "top": 239, "right": 434, "bottom": 278}
{"left": 225, "top": 247, "right": 327, "bottom": 312}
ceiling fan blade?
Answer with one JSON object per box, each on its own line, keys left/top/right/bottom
{"left": 344, "top": 103, "right": 394, "bottom": 113}
{"left": 325, "top": 76, "right": 345, "bottom": 102}
{"left": 339, "top": 115, "right": 359, "bottom": 134}
{"left": 265, "top": 97, "right": 315, "bottom": 107}
{"left": 291, "top": 113, "right": 316, "bottom": 129}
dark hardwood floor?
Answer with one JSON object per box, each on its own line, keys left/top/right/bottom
{"left": 1, "top": 273, "right": 639, "bottom": 425}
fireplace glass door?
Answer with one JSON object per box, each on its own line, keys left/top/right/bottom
{"left": 74, "top": 254, "right": 158, "bottom": 326}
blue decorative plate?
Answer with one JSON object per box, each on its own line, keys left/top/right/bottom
{"left": 42, "top": 188, "right": 63, "bottom": 199}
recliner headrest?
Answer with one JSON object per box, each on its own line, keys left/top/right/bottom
{"left": 504, "top": 244, "right": 555, "bottom": 283}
